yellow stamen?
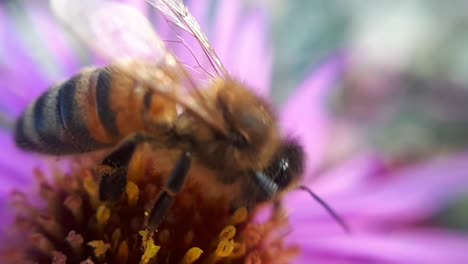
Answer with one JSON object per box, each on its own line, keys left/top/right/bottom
{"left": 140, "top": 238, "right": 160, "bottom": 264}
{"left": 87, "top": 240, "right": 110, "bottom": 259}
{"left": 126, "top": 181, "right": 139, "bottom": 206}
{"left": 111, "top": 229, "right": 121, "bottom": 250}
{"left": 230, "top": 207, "right": 248, "bottom": 225}
{"left": 116, "top": 240, "right": 129, "bottom": 263}
{"left": 215, "top": 239, "right": 234, "bottom": 258}
{"left": 230, "top": 242, "right": 246, "bottom": 259}
{"left": 181, "top": 247, "right": 203, "bottom": 264}
{"left": 218, "top": 225, "right": 236, "bottom": 240}
{"left": 96, "top": 205, "right": 111, "bottom": 226}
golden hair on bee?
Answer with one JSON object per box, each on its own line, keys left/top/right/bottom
{"left": 175, "top": 78, "right": 281, "bottom": 172}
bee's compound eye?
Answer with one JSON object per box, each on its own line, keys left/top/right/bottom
{"left": 229, "top": 132, "right": 248, "bottom": 149}
{"left": 268, "top": 139, "right": 305, "bottom": 190}
{"left": 274, "top": 158, "right": 292, "bottom": 188}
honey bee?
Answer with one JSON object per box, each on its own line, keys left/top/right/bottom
{"left": 15, "top": 0, "right": 347, "bottom": 231}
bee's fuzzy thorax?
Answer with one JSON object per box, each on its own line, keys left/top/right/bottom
{"left": 174, "top": 78, "right": 281, "bottom": 173}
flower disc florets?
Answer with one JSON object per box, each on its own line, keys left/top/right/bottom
{"left": 1, "top": 151, "right": 298, "bottom": 264}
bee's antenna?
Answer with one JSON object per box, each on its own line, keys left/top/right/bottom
{"left": 298, "top": 185, "right": 351, "bottom": 234}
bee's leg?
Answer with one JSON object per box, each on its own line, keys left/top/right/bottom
{"left": 99, "top": 135, "right": 149, "bottom": 201}
{"left": 148, "top": 152, "right": 191, "bottom": 229}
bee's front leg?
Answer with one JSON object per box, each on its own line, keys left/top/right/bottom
{"left": 148, "top": 151, "right": 192, "bottom": 229}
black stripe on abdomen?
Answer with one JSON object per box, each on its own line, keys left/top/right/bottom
{"left": 14, "top": 114, "right": 40, "bottom": 152}
{"left": 96, "top": 69, "right": 120, "bottom": 137}
{"left": 14, "top": 86, "right": 72, "bottom": 154}
{"left": 32, "top": 87, "right": 76, "bottom": 153}
{"left": 58, "top": 75, "right": 107, "bottom": 153}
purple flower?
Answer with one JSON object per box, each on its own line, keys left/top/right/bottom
{"left": 1, "top": 0, "right": 468, "bottom": 263}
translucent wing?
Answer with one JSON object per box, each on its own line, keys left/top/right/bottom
{"left": 49, "top": 0, "right": 228, "bottom": 134}
{"left": 147, "top": 0, "right": 228, "bottom": 78}
{"left": 50, "top": 0, "right": 167, "bottom": 62}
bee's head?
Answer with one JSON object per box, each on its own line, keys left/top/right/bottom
{"left": 255, "top": 140, "right": 305, "bottom": 198}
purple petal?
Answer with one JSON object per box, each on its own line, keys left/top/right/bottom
{"left": 213, "top": 0, "right": 241, "bottom": 63}
{"left": 291, "top": 152, "right": 468, "bottom": 223}
{"left": 120, "top": 0, "right": 148, "bottom": 12}
{"left": 187, "top": 0, "right": 209, "bottom": 29}
{"left": 291, "top": 229, "right": 468, "bottom": 263}
{"left": 226, "top": 10, "right": 272, "bottom": 96}
{"left": 0, "top": 132, "right": 42, "bottom": 192}
{"left": 302, "top": 153, "right": 381, "bottom": 197}
{"left": 0, "top": 7, "right": 51, "bottom": 117}
{"left": 282, "top": 154, "right": 380, "bottom": 232}
{"left": 280, "top": 54, "right": 347, "bottom": 178}
{"left": 173, "top": 0, "right": 212, "bottom": 75}
{"left": 343, "top": 152, "right": 468, "bottom": 222}
{"left": 0, "top": 192, "right": 11, "bottom": 244}
{"left": 23, "top": 5, "right": 81, "bottom": 77}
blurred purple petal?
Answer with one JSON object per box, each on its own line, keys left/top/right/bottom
{"left": 281, "top": 54, "right": 347, "bottom": 178}
{"left": 213, "top": 0, "right": 241, "bottom": 63}
{"left": 291, "top": 152, "right": 468, "bottom": 223}
{"left": 24, "top": 5, "right": 80, "bottom": 77}
{"left": 169, "top": 0, "right": 213, "bottom": 77}
{"left": 187, "top": 0, "right": 209, "bottom": 28}
{"left": 227, "top": 10, "right": 272, "bottom": 95}
{"left": 120, "top": 0, "right": 148, "bottom": 12}
{"left": 292, "top": 229, "right": 468, "bottom": 263}
{"left": 0, "top": 192, "right": 10, "bottom": 244}
{"left": 0, "top": 132, "right": 40, "bottom": 191}
{"left": 305, "top": 153, "right": 381, "bottom": 197}
{"left": 337, "top": 153, "right": 468, "bottom": 222}
{"left": 0, "top": 8, "right": 51, "bottom": 117}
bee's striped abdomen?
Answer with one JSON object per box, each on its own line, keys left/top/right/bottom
{"left": 14, "top": 71, "right": 110, "bottom": 154}
{"left": 15, "top": 61, "right": 178, "bottom": 155}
